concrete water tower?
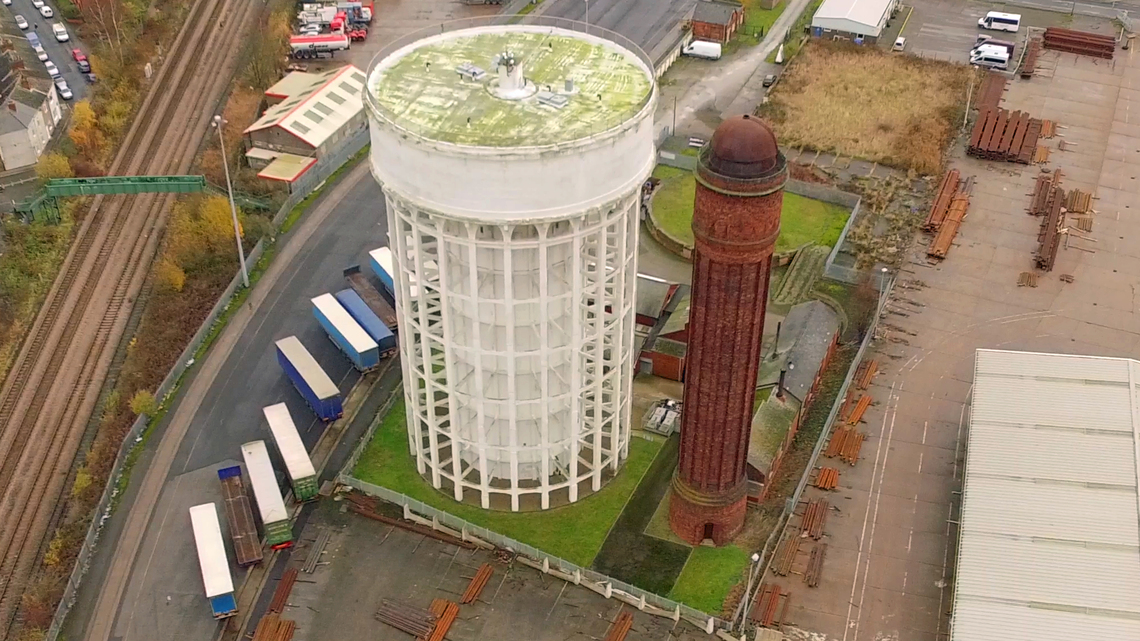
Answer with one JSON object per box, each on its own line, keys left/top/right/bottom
{"left": 364, "top": 18, "right": 657, "bottom": 511}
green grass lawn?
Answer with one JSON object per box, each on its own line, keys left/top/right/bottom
{"left": 766, "top": 0, "right": 824, "bottom": 62}
{"left": 743, "top": 0, "right": 787, "bottom": 37}
{"left": 353, "top": 398, "right": 664, "bottom": 567}
{"left": 650, "top": 165, "right": 850, "bottom": 253}
{"left": 668, "top": 544, "right": 751, "bottom": 613}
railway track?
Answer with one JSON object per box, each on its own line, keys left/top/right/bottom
{"left": 0, "top": 0, "right": 261, "bottom": 635}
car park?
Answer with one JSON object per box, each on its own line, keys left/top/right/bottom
{"left": 54, "top": 77, "right": 71, "bottom": 100}
{"left": 15, "top": 15, "right": 27, "bottom": 29}
{"left": 44, "top": 60, "right": 60, "bottom": 78}
{"left": 39, "top": 5, "right": 53, "bottom": 17}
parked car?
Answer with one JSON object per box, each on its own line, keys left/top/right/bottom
{"left": 762, "top": 74, "right": 777, "bottom": 87}
{"left": 54, "top": 77, "right": 71, "bottom": 100}
{"left": 31, "top": 0, "right": 44, "bottom": 8}
{"left": 52, "top": 22, "right": 68, "bottom": 42}
{"left": 14, "top": 15, "right": 28, "bottom": 30}
{"left": 39, "top": 5, "right": 53, "bottom": 18}
{"left": 1, "top": 0, "right": 12, "bottom": 7}
{"left": 44, "top": 60, "right": 60, "bottom": 78}
{"left": 84, "top": 72, "right": 97, "bottom": 83}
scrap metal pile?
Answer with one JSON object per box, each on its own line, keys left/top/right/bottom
{"left": 1043, "top": 27, "right": 1115, "bottom": 59}
{"left": 968, "top": 109, "right": 1042, "bottom": 163}
{"left": 924, "top": 169, "right": 973, "bottom": 259}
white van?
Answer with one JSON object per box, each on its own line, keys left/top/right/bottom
{"left": 978, "top": 11, "right": 1020, "bottom": 32}
{"left": 683, "top": 40, "right": 722, "bottom": 60}
{"left": 52, "top": 23, "right": 69, "bottom": 42}
{"left": 970, "top": 48, "right": 1010, "bottom": 70}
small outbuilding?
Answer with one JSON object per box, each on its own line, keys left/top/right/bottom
{"left": 691, "top": 0, "right": 745, "bottom": 44}
{"left": 811, "top": 0, "right": 898, "bottom": 44}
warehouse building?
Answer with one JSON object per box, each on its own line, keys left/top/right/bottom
{"left": 243, "top": 64, "right": 367, "bottom": 184}
{"left": 954, "top": 350, "right": 1140, "bottom": 640}
{"left": 811, "top": 0, "right": 898, "bottom": 44}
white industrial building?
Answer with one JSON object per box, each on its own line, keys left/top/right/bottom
{"left": 365, "top": 19, "right": 657, "bottom": 511}
{"left": 811, "top": 0, "right": 898, "bottom": 42}
{"left": 954, "top": 350, "right": 1140, "bottom": 640}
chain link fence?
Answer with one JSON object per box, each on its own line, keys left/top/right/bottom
{"left": 44, "top": 128, "right": 370, "bottom": 641}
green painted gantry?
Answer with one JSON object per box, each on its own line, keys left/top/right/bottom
{"left": 15, "top": 175, "right": 206, "bottom": 223}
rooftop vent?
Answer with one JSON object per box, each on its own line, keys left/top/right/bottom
{"left": 456, "top": 62, "right": 486, "bottom": 81}
{"left": 536, "top": 91, "right": 570, "bottom": 110}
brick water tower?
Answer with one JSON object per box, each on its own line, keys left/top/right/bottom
{"left": 669, "top": 114, "right": 787, "bottom": 546}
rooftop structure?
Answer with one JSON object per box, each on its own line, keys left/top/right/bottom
{"left": 812, "top": 0, "right": 897, "bottom": 38}
{"left": 366, "top": 18, "right": 657, "bottom": 512}
{"left": 954, "top": 349, "right": 1140, "bottom": 641}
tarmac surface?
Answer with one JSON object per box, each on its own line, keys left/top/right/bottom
{"left": 535, "top": 0, "right": 697, "bottom": 61}
{"left": 777, "top": 34, "right": 1140, "bottom": 641}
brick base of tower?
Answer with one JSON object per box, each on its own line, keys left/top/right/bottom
{"left": 668, "top": 478, "right": 748, "bottom": 546}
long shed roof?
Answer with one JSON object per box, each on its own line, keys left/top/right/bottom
{"left": 953, "top": 349, "right": 1140, "bottom": 641}
{"left": 812, "top": 0, "right": 894, "bottom": 33}
{"left": 246, "top": 65, "right": 365, "bottom": 149}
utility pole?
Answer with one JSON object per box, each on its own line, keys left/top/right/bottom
{"left": 213, "top": 115, "right": 249, "bottom": 288}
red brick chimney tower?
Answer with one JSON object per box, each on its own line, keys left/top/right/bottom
{"left": 669, "top": 114, "right": 786, "bottom": 546}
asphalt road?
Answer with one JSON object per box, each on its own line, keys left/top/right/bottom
{"left": 536, "top": 0, "right": 697, "bottom": 59}
{"left": 3, "top": 0, "right": 89, "bottom": 101}
{"left": 66, "top": 165, "right": 391, "bottom": 641}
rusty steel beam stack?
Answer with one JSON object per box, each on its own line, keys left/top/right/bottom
{"left": 923, "top": 170, "right": 961, "bottom": 232}
{"left": 461, "top": 564, "right": 494, "bottom": 604}
{"left": 800, "top": 499, "right": 829, "bottom": 539}
{"left": 251, "top": 614, "right": 297, "bottom": 641}
{"left": 375, "top": 600, "right": 438, "bottom": 638}
{"left": 968, "top": 109, "right": 1041, "bottom": 163}
{"left": 1066, "top": 189, "right": 1093, "bottom": 213}
{"left": 773, "top": 536, "right": 801, "bottom": 576}
{"left": 1043, "top": 27, "right": 1115, "bottom": 59}
{"left": 426, "top": 599, "right": 460, "bottom": 641}
{"left": 928, "top": 194, "right": 970, "bottom": 259}
{"left": 603, "top": 611, "right": 634, "bottom": 641}
{"left": 804, "top": 544, "right": 827, "bottom": 588}
{"left": 855, "top": 359, "right": 878, "bottom": 390}
{"left": 267, "top": 568, "right": 298, "bottom": 615}
{"left": 814, "top": 467, "right": 839, "bottom": 490}
{"left": 977, "top": 72, "right": 1007, "bottom": 111}
{"left": 1029, "top": 171, "right": 1063, "bottom": 216}
{"left": 750, "top": 584, "right": 790, "bottom": 628}
{"left": 1036, "top": 186, "right": 1066, "bottom": 271}
{"left": 845, "top": 395, "right": 872, "bottom": 425}
{"left": 1022, "top": 38, "right": 1041, "bottom": 78}
{"left": 825, "top": 428, "right": 865, "bottom": 465}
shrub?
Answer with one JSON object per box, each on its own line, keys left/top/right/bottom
{"left": 156, "top": 259, "right": 186, "bottom": 293}
{"left": 35, "top": 153, "right": 74, "bottom": 180}
{"left": 129, "top": 389, "right": 157, "bottom": 417}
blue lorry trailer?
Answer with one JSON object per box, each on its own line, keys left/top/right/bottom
{"left": 311, "top": 293, "right": 379, "bottom": 371}
{"left": 368, "top": 247, "right": 395, "bottom": 297}
{"left": 333, "top": 288, "right": 396, "bottom": 355}
{"left": 275, "top": 336, "right": 342, "bottom": 421}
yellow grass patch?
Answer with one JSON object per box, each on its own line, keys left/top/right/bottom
{"left": 758, "top": 42, "right": 974, "bottom": 175}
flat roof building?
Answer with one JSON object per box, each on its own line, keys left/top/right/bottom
{"left": 954, "top": 349, "right": 1140, "bottom": 641}
{"left": 811, "top": 0, "right": 898, "bottom": 42}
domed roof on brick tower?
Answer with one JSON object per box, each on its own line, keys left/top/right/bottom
{"left": 706, "top": 114, "right": 780, "bottom": 179}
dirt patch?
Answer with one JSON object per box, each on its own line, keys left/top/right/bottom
{"left": 758, "top": 41, "right": 973, "bottom": 175}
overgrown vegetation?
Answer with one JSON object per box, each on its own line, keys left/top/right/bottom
{"left": 758, "top": 41, "right": 972, "bottom": 174}
{"left": 766, "top": 0, "right": 824, "bottom": 63}
{"left": 353, "top": 397, "right": 664, "bottom": 567}
{"left": 649, "top": 165, "right": 851, "bottom": 252}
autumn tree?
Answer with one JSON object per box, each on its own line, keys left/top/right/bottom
{"left": 68, "top": 100, "right": 105, "bottom": 161}
{"left": 243, "top": 10, "right": 292, "bottom": 90}
{"left": 80, "top": 0, "right": 129, "bottom": 67}
{"left": 35, "top": 153, "right": 74, "bottom": 180}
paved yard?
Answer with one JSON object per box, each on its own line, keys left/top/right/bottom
{"left": 776, "top": 43, "right": 1140, "bottom": 641}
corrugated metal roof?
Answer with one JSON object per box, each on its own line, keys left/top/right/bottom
{"left": 245, "top": 65, "right": 364, "bottom": 148}
{"left": 256, "top": 152, "right": 317, "bottom": 183}
{"left": 813, "top": 0, "right": 894, "bottom": 31}
{"left": 953, "top": 349, "right": 1140, "bottom": 641}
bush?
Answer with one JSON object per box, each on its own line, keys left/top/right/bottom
{"left": 129, "top": 389, "right": 157, "bottom": 417}
{"left": 35, "top": 153, "right": 74, "bottom": 180}
{"left": 156, "top": 259, "right": 186, "bottom": 293}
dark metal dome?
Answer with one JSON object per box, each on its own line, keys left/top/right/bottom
{"left": 705, "top": 114, "right": 780, "bottom": 179}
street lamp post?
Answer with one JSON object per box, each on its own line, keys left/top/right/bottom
{"left": 735, "top": 552, "right": 762, "bottom": 630}
{"left": 213, "top": 115, "right": 249, "bottom": 289}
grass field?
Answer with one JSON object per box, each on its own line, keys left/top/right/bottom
{"left": 759, "top": 41, "right": 973, "bottom": 174}
{"left": 353, "top": 398, "right": 663, "bottom": 567}
{"left": 650, "top": 165, "right": 850, "bottom": 252}
{"left": 668, "top": 545, "right": 751, "bottom": 614}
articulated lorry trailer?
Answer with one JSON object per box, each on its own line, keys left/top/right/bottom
{"left": 343, "top": 266, "right": 398, "bottom": 331}
{"left": 275, "top": 335, "right": 343, "bottom": 421}
{"left": 216, "top": 466, "right": 263, "bottom": 567}
{"left": 241, "top": 441, "right": 294, "bottom": 549}
{"left": 263, "top": 403, "right": 320, "bottom": 501}
{"left": 334, "top": 288, "right": 396, "bottom": 356}
{"left": 311, "top": 293, "right": 379, "bottom": 371}
{"left": 189, "top": 503, "right": 238, "bottom": 619}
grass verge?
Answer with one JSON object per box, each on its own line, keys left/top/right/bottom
{"left": 766, "top": 0, "right": 823, "bottom": 63}
{"left": 758, "top": 41, "right": 972, "bottom": 174}
{"left": 353, "top": 397, "right": 664, "bottom": 567}
{"left": 668, "top": 545, "right": 751, "bottom": 614}
{"left": 650, "top": 165, "right": 850, "bottom": 252}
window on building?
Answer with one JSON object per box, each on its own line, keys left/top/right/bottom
{"left": 339, "top": 81, "right": 357, "bottom": 95}
{"left": 291, "top": 121, "right": 311, "bottom": 134}
{"left": 303, "top": 110, "right": 324, "bottom": 124}
{"left": 326, "top": 92, "right": 346, "bottom": 105}
{"left": 351, "top": 71, "right": 366, "bottom": 84}
{"left": 314, "top": 102, "right": 334, "bottom": 116}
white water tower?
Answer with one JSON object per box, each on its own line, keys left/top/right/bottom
{"left": 365, "top": 18, "right": 657, "bottom": 511}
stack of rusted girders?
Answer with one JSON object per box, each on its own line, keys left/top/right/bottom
{"left": 977, "top": 72, "right": 1007, "bottom": 111}
{"left": 800, "top": 499, "right": 829, "bottom": 539}
{"left": 251, "top": 614, "right": 296, "bottom": 641}
{"left": 461, "top": 564, "right": 494, "bottom": 604}
{"left": 603, "top": 611, "right": 634, "bottom": 641}
{"left": 750, "top": 584, "right": 790, "bottom": 629}
{"left": 1043, "top": 27, "right": 1115, "bottom": 59}
{"left": 375, "top": 600, "right": 438, "bottom": 638}
{"left": 804, "top": 544, "right": 827, "bottom": 588}
{"left": 267, "top": 568, "right": 298, "bottom": 614}
{"left": 1028, "top": 171, "right": 1063, "bottom": 216}
{"left": 923, "top": 170, "right": 961, "bottom": 232}
{"left": 968, "top": 109, "right": 1042, "bottom": 164}
{"left": 1021, "top": 38, "right": 1042, "bottom": 78}
{"left": 814, "top": 467, "right": 840, "bottom": 490}
{"left": 425, "top": 599, "right": 460, "bottom": 641}
{"left": 927, "top": 192, "right": 970, "bottom": 259}
{"left": 773, "top": 536, "right": 801, "bottom": 577}
{"left": 1036, "top": 183, "right": 1066, "bottom": 271}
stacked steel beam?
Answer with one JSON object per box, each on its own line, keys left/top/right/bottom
{"left": 977, "top": 73, "right": 1007, "bottom": 111}
{"left": 374, "top": 600, "right": 438, "bottom": 637}
{"left": 773, "top": 536, "right": 800, "bottom": 576}
{"left": 1043, "top": 28, "right": 1115, "bottom": 59}
{"left": 804, "top": 544, "right": 827, "bottom": 588}
{"left": 750, "top": 584, "right": 789, "bottom": 628}
{"left": 928, "top": 194, "right": 970, "bottom": 259}
{"left": 968, "top": 109, "right": 1041, "bottom": 163}
{"left": 923, "top": 170, "right": 961, "bottom": 232}
{"left": 461, "top": 564, "right": 494, "bottom": 604}
{"left": 1036, "top": 186, "right": 1066, "bottom": 271}
{"left": 799, "top": 499, "right": 828, "bottom": 539}
{"left": 1021, "top": 38, "right": 1041, "bottom": 78}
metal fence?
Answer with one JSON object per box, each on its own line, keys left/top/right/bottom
{"left": 337, "top": 391, "right": 728, "bottom": 636}
{"left": 44, "top": 127, "right": 371, "bottom": 641}
{"left": 730, "top": 273, "right": 896, "bottom": 631}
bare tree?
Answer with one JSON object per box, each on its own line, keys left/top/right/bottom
{"left": 81, "top": 0, "right": 127, "bottom": 66}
